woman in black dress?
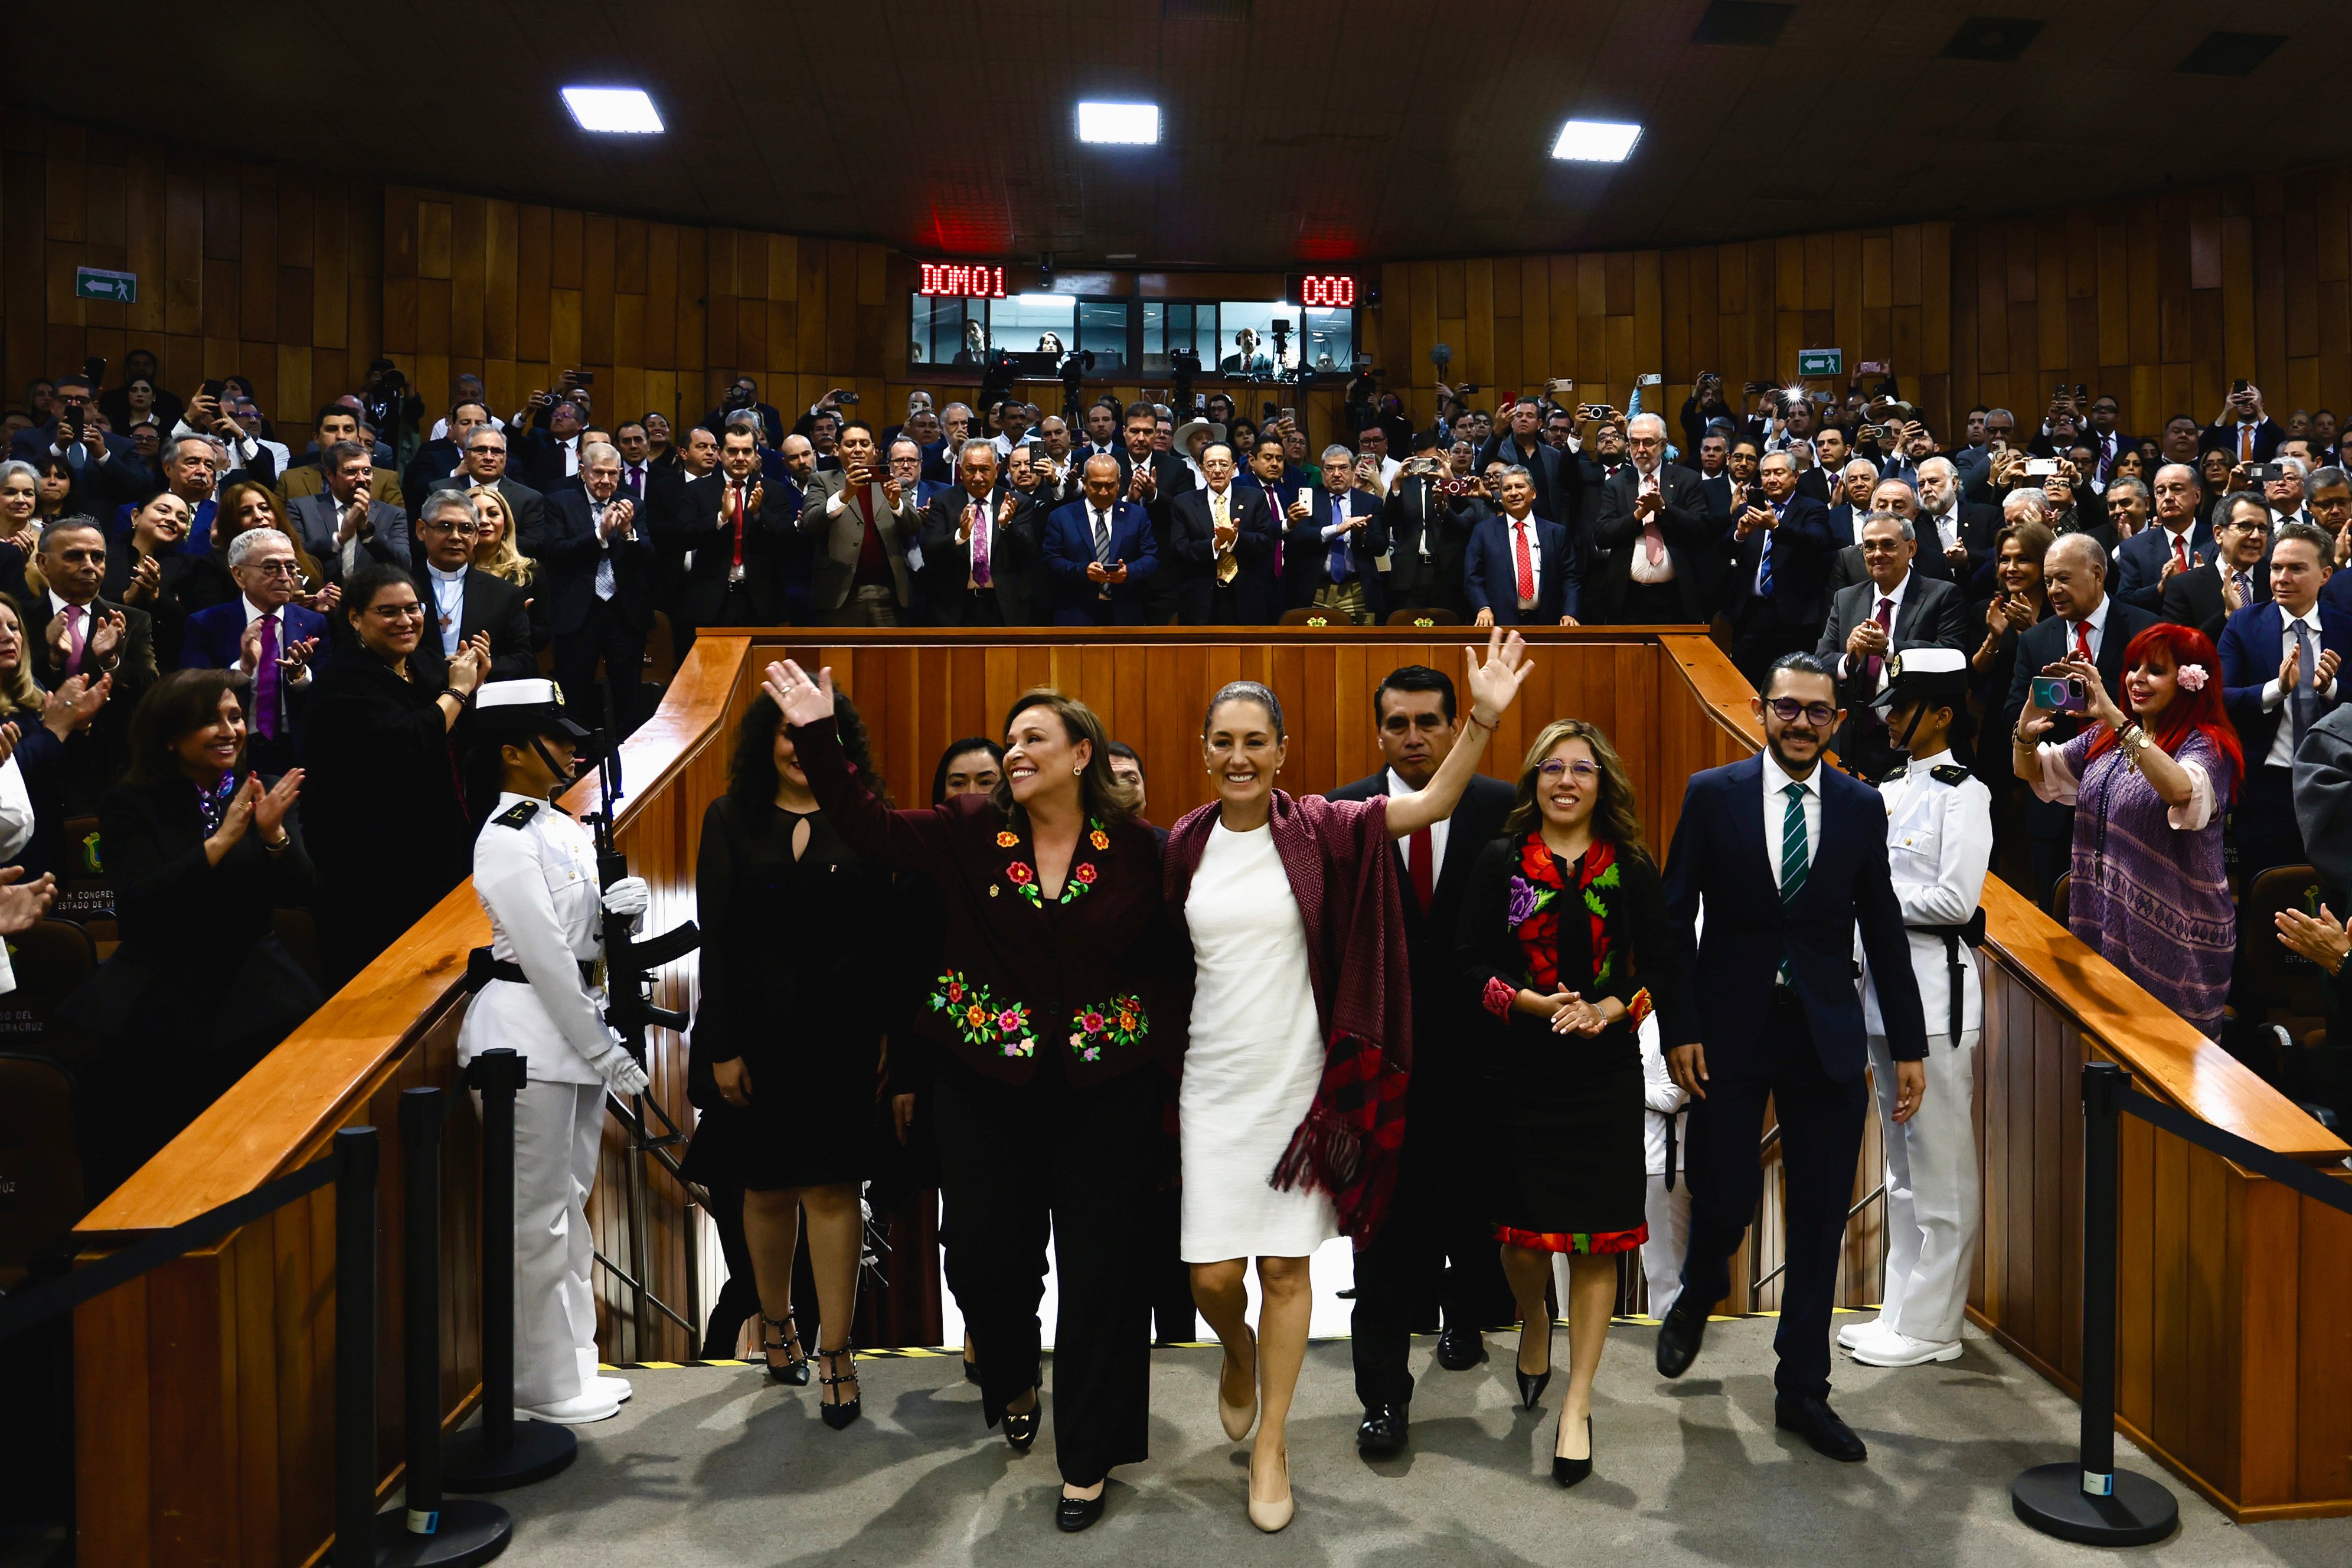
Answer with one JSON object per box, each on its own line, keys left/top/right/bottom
{"left": 681, "top": 689, "right": 897, "bottom": 1429}
{"left": 1455, "top": 717, "right": 1682, "bottom": 1488}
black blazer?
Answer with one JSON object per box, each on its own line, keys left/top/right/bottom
{"left": 1815, "top": 574, "right": 1974, "bottom": 764}
{"left": 1588, "top": 463, "right": 1720, "bottom": 623}
{"left": 410, "top": 563, "right": 535, "bottom": 680}
{"left": 665, "top": 471, "right": 801, "bottom": 626}
{"left": 2161, "top": 558, "right": 2271, "bottom": 643}
{"left": 1382, "top": 474, "right": 1477, "bottom": 612}
{"left": 1474, "top": 433, "right": 1577, "bottom": 525}
{"left": 524, "top": 488, "right": 657, "bottom": 635}
{"left": 919, "top": 484, "right": 1043, "bottom": 626}
{"left": 2000, "top": 599, "right": 2159, "bottom": 842}
{"left": 424, "top": 472, "right": 544, "bottom": 552}
{"left": 1719, "top": 494, "right": 1835, "bottom": 629}
{"left": 1828, "top": 538, "right": 1953, "bottom": 593}
{"left": 1165, "top": 484, "right": 1278, "bottom": 624}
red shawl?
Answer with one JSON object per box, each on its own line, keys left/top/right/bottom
{"left": 1165, "top": 790, "right": 1413, "bottom": 1243}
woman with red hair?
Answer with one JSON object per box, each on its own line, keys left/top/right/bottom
{"left": 2013, "top": 622, "right": 2242, "bottom": 1037}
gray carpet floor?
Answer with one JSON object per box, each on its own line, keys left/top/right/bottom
{"left": 468, "top": 1318, "right": 2351, "bottom": 1567}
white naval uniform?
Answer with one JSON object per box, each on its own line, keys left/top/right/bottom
{"left": 456, "top": 790, "right": 618, "bottom": 1408}
{"left": 1637, "top": 1011, "right": 1691, "bottom": 1315}
{"left": 1858, "top": 749, "right": 1992, "bottom": 1345}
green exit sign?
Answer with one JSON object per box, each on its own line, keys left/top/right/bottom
{"left": 76, "top": 267, "right": 137, "bottom": 303}
{"left": 1796, "top": 348, "right": 1842, "bottom": 378}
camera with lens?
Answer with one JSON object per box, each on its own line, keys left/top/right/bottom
{"left": 723, "top": 383, "right": 755, "bottom": 411}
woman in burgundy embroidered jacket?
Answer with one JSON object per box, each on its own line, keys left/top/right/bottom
{"left": 1164, "top": 628, "right": 1531, "bottom": 1532}
{"left": 766, "top": 662, "right": 1176, "bottom": 1534}
{"left": 1453, "top": 717, "right": 1683, "bottom": 1487}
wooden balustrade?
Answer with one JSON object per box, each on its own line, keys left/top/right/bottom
{"left": 68, "top": 625, "right": 2352, "bottom": 1566}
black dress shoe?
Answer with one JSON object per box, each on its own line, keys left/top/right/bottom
{"left": 1002, "top": 1393, "right": 1042, "bottom": 1453}
{"left": 1056, "top": 1492, "right": 1106, "bottom": 1532}
{"left": 1355, "top": 1403, "right": 1409, "bottom": 1455}
{"left": 1553, "top": 1415, "right": 1593, "bottom": 1488}
{"left": 1655, "top": 1298, "right": 1709, "bottom": 1379}
{"left": 1435, "top": 1325, "right": 1488, "bottom": 1370}
{"left": 1775, "top": 1394, "right": 1867, "bottom": 1462}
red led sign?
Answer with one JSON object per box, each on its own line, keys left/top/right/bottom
{"left": 919, "top": 263, "right": 1007, "bottom": 299}
{"left": 1297, "top": 274, "right": 1357, "bottom": 308}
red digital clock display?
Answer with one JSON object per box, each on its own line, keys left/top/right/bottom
{"left": 1297, "top": 274, "right": 1357, "bottom": 308}
{"left": 919, "top": 263, "right": 1007, "bottom": 299}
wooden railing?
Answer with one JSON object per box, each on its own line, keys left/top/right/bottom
{"left": 70, "top": 626, "right": 2352, "bottom": 1566}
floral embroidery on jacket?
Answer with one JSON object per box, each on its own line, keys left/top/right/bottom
{"left": 1067, "top": 994, "right": 1148, "bottom": 1063}
{"left": 927, "top": 971, "right": 1037, "bottom": 1058}
{"left": 1004, "top": 818, "right": 1107, "bottom": 907}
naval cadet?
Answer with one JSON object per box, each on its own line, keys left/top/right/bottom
{"left": 455, "top": 677, "right": 654, "bottom": 1424}
{"left": 1841, "top": 647, "right": 1990, "bottom": 1368}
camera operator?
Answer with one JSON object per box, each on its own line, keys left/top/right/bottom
{"left": 707, "top": 377, "right": 784, "bottom": 448}
{"left": 1384, "top": 433, "right": 1475, "bottom": 619}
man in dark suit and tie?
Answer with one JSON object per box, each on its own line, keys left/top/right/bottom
{"left": 402, "top": 399, "right": 495, "bottom": 504}
{"left": 1476, "top": 398, "right": 1576, "bottom": 529}
{"left": 424, "top": 424, "right": 544, "bottom": 548}
{"left": 1721, "top": 451, "right": 1835, "bottom": 687}
{"left": 1656, "top": 652, "right": 1928, "bottom": 1463}
{"left": 797, "top": 422, "right": 920, "bottom": 626}
{"left": 2201, "top": 383, "right": 2284, "bottom": 465}
{"left": 667, "top": 424, "right": 799, "bottom": 635}
{"left": 2081, "top": 395, "right": 2140, "bottom": 492}
{"left": 1381, "top": 435, "right": 1476, "bottom": 620}
{"left": 179, "top": 526, "right": 329, "bottom": 775}
{"left": 1043, "top": 455, "right": 1157, "bottom": 625}
{"left": 1914, "top": 458, "right": 2003, "bottom": 588}
{"left": 2220, "top": 520, "right": 2352, "bottom": 881}
{"left": 1464, "top": 466, "right": 1577, "bottom": 626}
{"left": 288, "top": 441, "right": 410, "bottom": 586}
{"left": 19, "top": 517, "right": 159, "bottom": 806}
{"left": 920, "top": 442, "right": 1038, "bottom": 626}
{"left": 406, "top": 489, "right": 535, "bottom": 681}
{"left": 1330, "top": 665, "right": 1518, "bottom": 1454}
{"left": 2001, "top": 533, "right": 2158, "bottom": 901}
{"left": 508, "top": 395, "right": 590, "bottom": 493}
{"left": 1112, "top": 401, "right": 1191, "bottom": 622}
{"left": 1816, "top": 514, "right": 1974, "bottom": 776}
{"left": 1281, "top": 446, "right": 1388, "bottom": 623}
{"left": 1167, "top": 443, "right": 1276, "bottom": 625}
{"left": 1589, "top": 413, "right": 1717, "bottom": 624}
{"left": 1219, "top": 328, "right": 1273, "bottom": 375}
{"left": 2116, "top": 463, "right": 2216, "bottom": 614}
{"left": 524, "top": 440, "right": 656, "bottom": 741}
{"left": 2164, "top": 491, "right": 2273, "bottom": 641}
{"left": 1695, "top": 431, "right": 1737, "bottom": 531}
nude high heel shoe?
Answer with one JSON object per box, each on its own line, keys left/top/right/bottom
{"left": 1218, "top": 1325, "right": 1259, "bottom": 1442}
{"left": 1247, "top": 1448, "right": 1293, "bottom": 1533}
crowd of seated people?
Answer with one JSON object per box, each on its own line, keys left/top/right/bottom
{"left": 3, "top": 349, "right": 2350, "bottom": 1204}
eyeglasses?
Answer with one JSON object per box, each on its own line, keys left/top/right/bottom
{"left": 243, "top": 560, "right": 300, "bottom": 579}
{"left": 367, "top": 603, "right": 427, "bottom": 620}
{"left": 417, "top": 519, "right": 481, "bottom": 535}
{"left": 1765, "top": 698, "right": 1838, "bottom": 727}
{"left": 1537, "top": 760, "right": 1602, "bottom": 782}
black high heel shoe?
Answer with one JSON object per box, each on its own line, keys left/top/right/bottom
{"left": 1002, "top": 1388, "right": 1042, "bottom": 1452}
{"left": 759, "top": 1314, "right": 811, "bottom": 1387}
{"left": 1515, "top": 1320, "right": 1553, "bottom": 1411}
{"left": 816, "top": 1347, "right": 861, "bottom": 1430}
{"left": 1553, "top": 1415, "right": 1593, "bottom": 1488}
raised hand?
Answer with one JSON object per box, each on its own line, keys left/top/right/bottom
{"left": 87, "top": 609, "right": 125, "bottom": 665}
{"left": 42, "top": 672, "right": 108, "bottom": 740}
{"left": 125, "top": 553, "right": 162, "bottom": 604}
{"left": 1464, "top": 627, "right": 1532, "bottom": 719}
{"left": 760, "top": 658, "right": 836, "bottom": 727}
{"left": 251, "top": 769, "right": 303, "bottom": 839}
{"left": 0, "top": 867, "right": 56, "bottom": 936}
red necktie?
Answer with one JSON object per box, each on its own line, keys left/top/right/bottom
{"left": 1513, "top": 520, "right": 1535, "bottom": 601}
{"left": 2240, "top": 423, "right": 2255, "bottom": 462}
{"left": 1407, "top": 825, "right": 1433, "bottom": 914}
{"left": 731, "top": 483, "right": 746, "bottom": 567}
{"left": 2173, "top": 534, "right": 2188, "bottom": 573}
{"left": 2074, "top": 619, "right": 2092, "bottom": 660}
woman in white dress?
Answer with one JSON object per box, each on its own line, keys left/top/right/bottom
{"left": 1165, "top": 629, "right": 1531, "bottom": 1531}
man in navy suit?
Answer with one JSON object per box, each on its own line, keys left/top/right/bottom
{"left": 524, "top": 441, "right": 657, "bottom": 741}
{"left": 1721, "top": 450, "right": 1835, "bottom": 687}
{"left": 2220, "top": 520, "right": 2352, "bottom": 881}
{"left": 1284, "top": 444, "right": 1389, "bottom": 622}
{"left": 2200, "top": 383, "right": 2284, "bottom": 465}
{"left": 1655, "top": 652, "right": 1927, "bottom": 1463}
{"left": 1464, "top": 466, "right": 1577, "bottom": 626}
{"left": 1042, "top": 455, "right": 1157, "bottom": 624}
{"left": 2115, "top": 463, "right": 2215, "bottom": 613}
{"left": 181, "top": 527, "right": 329, "bottom": 775}
{"left": 1329, "top": 666, "right": 1517, "bottom": 1453}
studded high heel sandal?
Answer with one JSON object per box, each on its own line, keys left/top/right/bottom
{"left": 816, "top": 1347, "right": 862, "bottom": 1430}
{"left": 759, "top": 1314, "right": 811, "bottom": 1387}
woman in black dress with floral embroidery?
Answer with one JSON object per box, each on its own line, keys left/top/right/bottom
{"left": 681, "top": 689, "right": 897, "bottom": 1427}
{"left": 1455, "top": 717, "right": 1682, "bottom": 1488}
{"left": 766, "top": 660, "right": 1178, "bottom": 1535}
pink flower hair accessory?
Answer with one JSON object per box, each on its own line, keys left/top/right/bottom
{"left": 2175, "top": 663, "right": 2209, "bottom": 692}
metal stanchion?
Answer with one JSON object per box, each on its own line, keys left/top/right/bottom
{"left": 335, "top": 1126, "right": 382, "bottom": 1568}
{"left": 377, "top": 1087, "right": 512, "bottom": 1566}
{"left": 445, "top": 1051, "right": 577, "bottom": 1491}
{"left": 2011, "top": 1061, "right": 2180, "bottom": 1546}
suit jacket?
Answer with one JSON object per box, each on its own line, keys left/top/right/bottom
{"left": 18, "top": 591, "right": 158, "bottom": 809}
{"left": 1166, "top": 484, "right": 1278, "bottom": 624}
{"left": 410, "top": 564, "right": 535, "bottom": 680}
{"left": 1828, "top": 538, "right": 1953, "bottom": 594}
{"left": 286, "top": 491, "right": 410, "bottom": 582}
{"left": 667, "top": 471, "right": 802, "bottom": 626}
{"left": 1589, "top": 463, "right": 1719, "bottom": 623}
{"left": 1815, "top": 574, "right": 1974, "bottom": 765}
{"left": 525, "top": 487, "right": 658, "bottom": 634}
{"left": 1697, "top": 471, "right": 1735, "bottom": 530}
{"left": 796, "top": 469, "right": 919, "bottom": 612}
{"left": 1283, "top": 488, "right": 1389, "bottom": 615}
{"left": 1464, "top": 512, "right": 1578, "bottom": 625}
{"left": 2200, "top": 417, "right": 2284, "bottom": 463}
{"left": 1474, "top": 433, "right": 1577, "bottom": 527}
{"left": 508, "top": 426, "right": 584, "bottom": 494}
{"left": 1720, "top": 494, "right": 1835, "bottom": 629}
{"left": 920, "top": 485, "right": 1041, "bottom": 625}
{"left": 2115, "top": 522, "right": 2217, "bottom": 614}
{"left": 102, "top": 546, "right": 236, "bottom": 669}
{"left": 2219, "top": 600, "right": 2352, "bottom": 767}
{"left": 423, "top": 472, "right": 544, "bottom": 550}
{"left": 280, "top": 461, "right": 405, "bottom": 510}
{"left": 1661, "top": 756, "right": 1925, "bottom": 1076}
{"left": 180, "top": 599, "right": 333, "bottom": 750}
{"left": 1915, "top": 500, "right": 2004, "bottom": 591}
{"left": 403, "top": 437, "right": 464, "bottom": 504}
{"left": 2001, "top": 599, "right": 2158, "bottom": 842}
{"left": 2162, "top": 558, "right": 2272, "bottom": 643}
{"left": 1795, "top": 467, "right": 1832, "bottom": 504}
{"left": 1381, "top": 475, "right": 1477, "bottom": 613}
{"left": 1042, "top": 498, "right": 1158, "bottom": 623}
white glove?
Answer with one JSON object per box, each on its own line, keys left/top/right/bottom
{"left": 601, "top": 875, "right": 651, "bottom": 921}
{"left": 592, "top": 1032, "right": 650, "bottom": 1096}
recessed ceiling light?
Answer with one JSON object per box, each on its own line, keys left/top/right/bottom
{"left": 1077, "top": 101, "right": 1160, "bottom": 145}
{"left": 562, "top": 87, "right": 664, "bottom": 135}
{"left": 1551, "top": 119, "right": 1642, "bottom": 162}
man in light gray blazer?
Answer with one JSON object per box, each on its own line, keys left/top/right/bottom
{"left": 286, "top": 439, "right": 409, "bottom": 583}
{"left": 797, "top": 420, "right": 919, "bottom": 625}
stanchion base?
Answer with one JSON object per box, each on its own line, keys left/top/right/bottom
{"left": 442, "top": 1418, "right": 579, "bottom": 1492}
{"left": 371, "top": 1498, "right": 511, "bottom": 1567}
{"left": 2011, "top": 1464, "right": 2179, "bottom": 1546}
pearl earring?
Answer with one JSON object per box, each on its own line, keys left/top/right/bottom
{"left": 1073, "top": 764, "right": 1084, "bottom": 775}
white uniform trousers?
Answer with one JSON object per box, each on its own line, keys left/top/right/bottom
{"left": 501, "top": 1079, "right": 607, "bottom": 1406}
{"left": 1640, "top": 1175, "right": 1692, "bottom": 1317}
{"left": 1864, "top": 1029, "right": 1981, "bottom": 1344}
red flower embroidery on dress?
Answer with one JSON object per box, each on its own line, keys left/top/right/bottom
{"left": 1006, "top": 861, "right": 1034, "bottom": 885}
{"left": 1074, "top": 863, "right": 1097, "bottom": 884}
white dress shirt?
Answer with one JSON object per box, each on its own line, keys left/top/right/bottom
{"left": 1627, "top": 462, "right": 1676, "bottom": 584}
{"left": 2260, "top": 602, "right": 2339, "bottom": 769}
{"left": 1499, "top": 511, "right": 1544, "bottom": 609}
{"left": 1923, "top": 504, "right": 1962, "bottom": 557}
{"left": 1760, "top": 749, "right": 1824, "bottom": 888}
{"left": 2060, "top": 593, "right": 2112, "bottom": 662}
{"left": 1837, "top": 570, "right": 1911, "bottom": 688}
{"left": 241, "top": 596, "right": 314, "bottom": 687}
{"left": 1386, "top": 766, "right": 1447, "bottom": 870}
